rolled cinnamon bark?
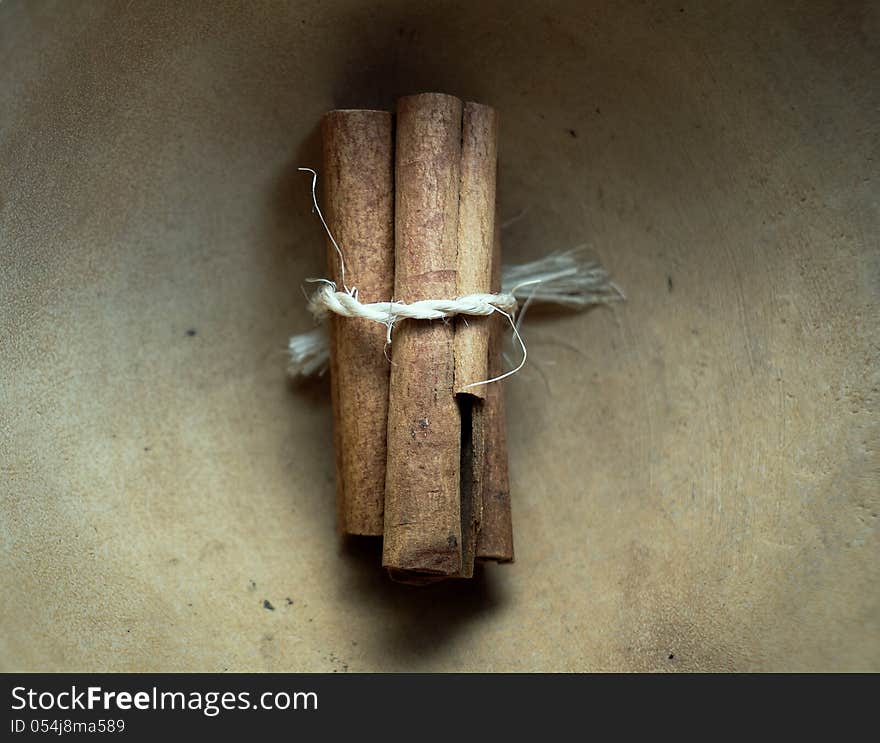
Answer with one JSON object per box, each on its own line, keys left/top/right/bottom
{"left": 383, "top": 93, "right": 465, "bottom": 580}
{"left": 455, "top": 102, "right": 499, "bottom": 576}
{"left": 454, "top": 102, "right": 498, "bottom": 395}
{"left": 476, "top": 215, "right": 515, "bottom": 562}
{"left": 383, "top": 94, "right": 506, "bottom": 581}
{"left": 321, "top": 110, "right": 394, "bottom": 536}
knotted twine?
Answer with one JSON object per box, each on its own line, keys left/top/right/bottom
{"left": 289, "top": 168, "right": 625, "bottom": 384}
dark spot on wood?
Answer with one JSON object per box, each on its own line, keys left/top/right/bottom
{"left": 185, "top": 328, "right": 197, "bottom": 337}
{"left": 447, "top": 533, "right": 458, "bottom": 547}
{"left": 668, "top": 653, "right": 675, "bottom": 660}
{"left": 285, "top": 597, "right": 294, "bottom": 606}
{"left": 144, "top": 446, "right": 150, "bottom": 452}
{"left": 667, "top": 275, "right": 674, "bottom": 292}
{"left": 248, "top": 580, "right": 256, "bottom": 591}
{"left": 263, "top": 599, "right": 275, "bottom": 611}
{"left": 418, "top": 418, "right": 429, "bottom": 429}
{"left": 568, "top": 128, "right": 578, "bottom": 138}
{"left": 595, "top": 107, "right": 601, "bottom": 114}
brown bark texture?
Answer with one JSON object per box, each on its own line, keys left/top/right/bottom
{"left": 321, "top": 109, "right": 395, "bottom": 536}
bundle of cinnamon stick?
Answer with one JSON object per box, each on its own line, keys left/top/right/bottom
{"left": 320, "top": 93, "right": 513, "bottom": 583}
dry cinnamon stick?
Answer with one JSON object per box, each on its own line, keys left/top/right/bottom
{"left": 382, "top": 94, "right": 505, "bottom": 582}
{"left": 454, "top": 102, "right": 499, "bottom": 576}
{"left": 454, "top": 102, "right": 498, "bottom": 395}
{"left": 476, "top": 216, "right": 514, "bottom": 562}
{"left": 383, "top": 93, "right": 464, "bottom": 580}
{"left": 321, "top": 109, "right": 394, "bottom": 536}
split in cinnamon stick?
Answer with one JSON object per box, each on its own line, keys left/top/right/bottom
{"left": 321, "top": 110, "right": 394, "bottom": 536}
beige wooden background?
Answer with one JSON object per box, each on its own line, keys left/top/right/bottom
{"left": 2, "top": 0, "right": 877, "bottom": 671}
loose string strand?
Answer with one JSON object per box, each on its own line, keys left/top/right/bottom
{"left": 297, "top": 168, "right": 527, "bottom": 388}
{"left": 298, "top": 167, "right": 351, "bottom": 294}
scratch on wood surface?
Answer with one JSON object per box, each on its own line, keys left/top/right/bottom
{"left": 722, "top": 242, "right": 757, "bottom": 377}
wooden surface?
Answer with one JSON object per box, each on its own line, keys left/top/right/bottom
{"left": 1, "top": 0, "right": 877, "bottom": 671}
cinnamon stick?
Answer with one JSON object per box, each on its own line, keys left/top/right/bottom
{"left": 321, "top": 110, "right": 394, "bottom": 536}
{"left": 382, "top": 95, "right": 505, "bottom": 582}
{"left": 454, "top": 102, "right": 499, "bottom": 576}
{"left": 476, "top": 215, "right": 514, "bottom": 562}
{"left": 383, "top": 93, "right": 464, "bottom": 580}
{"left": 454, "top": 102, "right": 498, "bottom": 395}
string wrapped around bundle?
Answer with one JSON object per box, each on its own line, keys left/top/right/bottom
{"left": 289, "top": 93, "right": 623, "bottom": 583}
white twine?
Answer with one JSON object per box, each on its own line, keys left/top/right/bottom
{"left": 290, "top": 168, "right": 624, "bottom": 386}
{"left": 287, "top": 327, "right": 332, "bottom": 379}
{"left": 308, "top": 284, "right": 518, "bottom": 323}
{"left": 308, "top": 281, "right": 526, "bottom": 389}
